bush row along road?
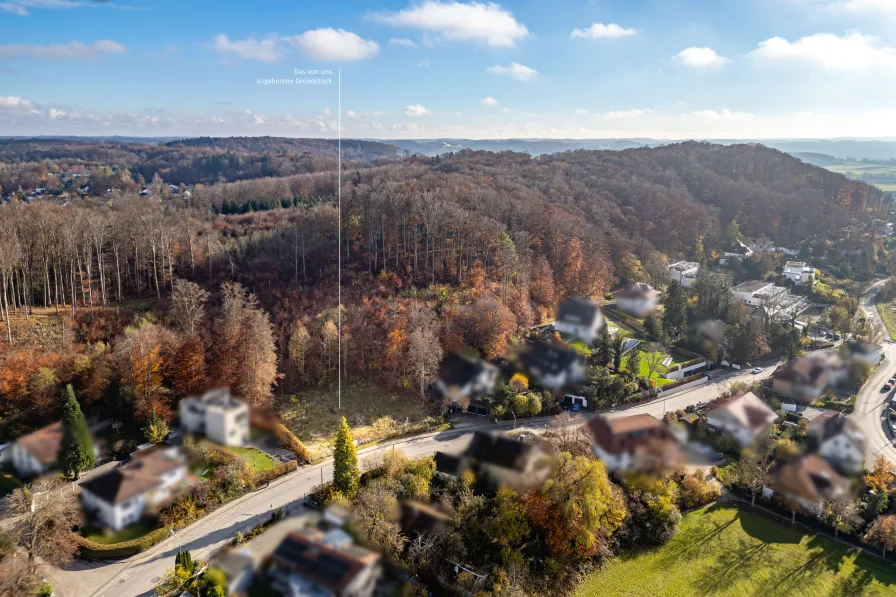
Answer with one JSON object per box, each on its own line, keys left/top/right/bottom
{"left": 46, "top": 362, "right": 781, "bottom": 597}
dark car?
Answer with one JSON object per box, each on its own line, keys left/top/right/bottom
{"left": 303, "top": 496, "right": 322, "bottom": 510}
{"left": 885, "top": 381, "right": 893, "bottom": 391}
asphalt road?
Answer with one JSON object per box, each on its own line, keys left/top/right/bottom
{"left": 853, "top": 279, "right": 896, "bottom": 468}
{"left": 45, "top": 365, "right": 778, "bottom": 597}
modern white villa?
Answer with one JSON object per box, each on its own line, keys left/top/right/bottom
{"left": 179, "top": 388, "right": 250, "bottom": 447}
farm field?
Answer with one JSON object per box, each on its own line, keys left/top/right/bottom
{"left": 576, "top": 504, "right": 896, "bottom": 597}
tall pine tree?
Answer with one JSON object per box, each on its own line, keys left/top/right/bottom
{"left": 333, "top": 417, "right": 359, "bottom": 496}
{"left": 59, "top": 384, "right": 95, "bottom": 479}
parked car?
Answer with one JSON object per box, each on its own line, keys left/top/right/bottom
{"left": 884, "top": 381, "right": 893, "bottom": 391}
{"left": 303, "top": 496, "right": 322, "bottom": 510}
{"left": 751, "top": 367, "right": 762, "bottom": 374}
{"left": 833, "top": 334, "right": 841, "bottom": 341}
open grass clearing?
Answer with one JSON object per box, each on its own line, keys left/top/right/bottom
{"left": 278, "top": 381, "right": 439, "bottom": 460}
{"left": 619, "top": 346, "right": 690, "bottom": 386}
{"left": 227, "top": 446, "right": 278, "bottom": 473}
{"left": 575, "top": 503, "right": 896, "bottom": 597}
{"left": 82, "top": 519, "right": 158, "bottom": 545}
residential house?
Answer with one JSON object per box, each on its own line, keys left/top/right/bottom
{"left": 731, "top": 280, "right": 810, "bottom": 322}
{"left": 397, "top": 501, "right": 452, "bottom": 539}
{"left": 808, "top": 411, "right": 866, "bottom": 474}
{"left": 843, "top": 340, "right": 883, "bottom": 367}
{"left": 267, "top": 528, "right": 382, "bottom": 597}
{"left": 208, "top": 549, "right": 254, "bottom": 596}
{"left": 705, "top": 392, "right": 777, "bottom": 447}
{"left": 80, "top": 445, "right": 196, "bottom": 531}
{"left": 519, "top": 341, "right": 585, "bottom": 389}
{"left": 10, "top": 421, "right": 100, "bottom": 478}
{"left": 771, "top": 353, "right": 847, "bottom": 405}
{"left": 667, "top": 261, "right": 700, "bottom": 288}
{"left": 179, "top": 388, "right": 249, "bottom": 447}
{"left": 434, "top": 431, "right": 554, "bottom": 491}
{"left": 783, "top": 261, "right": 816, "bottom": 286}
{"left": 436, "top": 352, "right": 498, "bottom": 404}
{"left": 763, "top": 454, "right": 849, "bottom": 515}
{"left": 614, "top": 283, "right": 661, "bottom": 317}
{"left": 586, "top": 414, "right": 681, "bottom": 473}
{"left": 719, "top": 241, "right": 754, "bottom": 265}
{"left": 553, "top": 296, "right": 605, "bottom": 343}
{"left": 694, "top": 319, "right": 728, "bottom": 346}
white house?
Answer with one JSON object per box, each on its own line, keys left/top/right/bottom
{"left": 553, "top": 296, "right": 604, "bottom": 343}
{"left": 80, "top": 445, "right": 194, "bottom": 531}
{"left": 437, "top": 353, "right": 498, "bottom": 404}
{"left": 783, "top": 261, "right": 816, "bottom": 286}
{"left": 719, "top": 241, "right": 754, "bottom": 265}
{"left": 731, "top": 280, "right": 810, "bottom": 322}
{"left": 614, "top": 283, "right": 661, "bottom": 317}
{"left": 667, "top": 261, "right": 700, "bottom": 288}
{"left": 9, "top": 421, "right": 100, "bottom": 478}
{"left": 843, "top": 340, "right": 883, "bottom": 367}
{"left": 705, "top": 392, "right": 777, "bottom": 447}
{"left": 179, "top": 388, "right": 249, "bottom": 447}
{"left": 808, "top": 412, "right": 866, "bottom": 474}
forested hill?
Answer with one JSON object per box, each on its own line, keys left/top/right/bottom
{"left": 0, "top": 136, "right": 406, "bottom": 190}
{"left": 163, "top": 136, "right": 405, "bottom": 160}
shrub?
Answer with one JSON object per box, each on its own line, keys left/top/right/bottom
{"left": 74, "top": 527, "right": 170, "bottom": 559}
{"left": 272, "top": 423, "right": 311, "bottom": 463}
{"left": 255, "top": 459, "right": 298, "bottom": 486}
{"left": 678, "top": 471, "right": 721, "bottom": 510}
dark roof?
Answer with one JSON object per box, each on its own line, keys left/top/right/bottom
{"left": 434, "top": 452, "right": 462, "bottom": 476}
{"left": 398, "top": 501, "right": 452, "bottom": 538}
{"left": 465, "top": 431, "right": 532, "bottom": 471}
{"left": 210, "top": 549, "right": 253, "bottom": 581}
{"left": 845, "top": 340, "right": 881, "bottom": 355}
{"left": 615, "top": 282, "right": 661, "bottom": 300}
{"left": 438, "top": 353, "right": 489, "bottom": 387}
{"left": 80, "top": 448, "right": 184, "bottom": 505}
{"left": 809, "top": 412, "right": 865, "bottom": 447}
{"left": 272, "top": 530, "right": 378, "bottom": 591}
{"left": 556, "top": 297, "right": 601, "bottom": 327}
{"left": 521, "top": 342, "right": 580, "bottom": 376}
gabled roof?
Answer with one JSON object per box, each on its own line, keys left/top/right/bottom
{"left": 272, "top": 529, "right": 379, "bottom": 591}
{"left": 845, "top": 340, "right": 882, "bottom": 356}
{"left": 521, "top": 342, "right": 581, "bottom": 376}
{"left": 465, "top": 431, "right": 541, "bottom": 472}
{"left": 80, "top": 447, "right": 184, "bottom": 505}
{"left": 556, "top": 297, "right": 601, "bottom": 327}
{"left": 398, "top": 501, "right": 452, "bottom": 538}
{"left": 438, "top": 353, "right": 492, "bottom": 387}
{"left": 615, "top": 282, "right": 661, "bottom": 300}
{"left": 771, "top": 454, "right": 848, "bottom": 503}
{"left": 809, "top": 412, "right": 866, "bottom": 448}
{"left": 706, "top": 392, "right": 777, "bottom": 432}
{"left": 15, "top": 421, "right": 63, "bottom": 466}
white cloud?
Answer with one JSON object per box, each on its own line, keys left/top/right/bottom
{"left": 813, "top": 0, "right": 896, "bottom": 14}
{"left": 482, "top": 96, "right": 500, "bottom": 106}
{"left": 345, "top": 110, "right": 357, "bottom": 118}
{"left": 0, "top": 0, "right": 83, "bottom": 16}
{"left": 571, "top": 23, "right": 636, "bottom": 39}
{"left": 575, "top": 108, "right": 590, "bottom": 115}
{"left": 213, "top": 34, "right": 281, "bottom": 62}
{"left": 690, "top": 109, "right": 754, "bottom": 119}
{"left": 603, "top": 109, "right": 651, "bottom": 118}
{"left": 253, "top": 114, "right": 265, "bottom": 125}
{"left": 486, "top": 62, "right": 538, "bottom": 81}
{"left": 321, "top": 107, "right": 332, "bottom": 117}
{"left": 374, "top": 1, "right": 529, "bottom": 47}
{"left": 0, "top": 40, "right": 126, "bottom": 60}
{"left": 403, "top": 104, "right": 430, "bottom": 117}
{"left": 48, "top": 108, "right": 66, "bottom": 119}
{"left": 417, "top": 59, "right": 431, "bottom": 68}
{"left": 751, "top": 32, "right": 896, "bottom": 73}
{"left": 389, "top": 37, "right": 419, "bottom": 48}
{"left": 288, "top": 28, "right": 379, "bottom": 61}
{"left": 0, "top": 96, "right": 36, "bottom": 111}
{"left": 674, "top": 46, "right": 729, "bottom": 68}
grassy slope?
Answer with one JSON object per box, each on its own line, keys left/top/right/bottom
{"left": 878, "top": 302, "right": 896, "bottom": 341}
{"left": 576, "top": 504, "right": 896, "bottom": 597}
{"left": 229, "top": 446, "right": 278, "bottom": 472}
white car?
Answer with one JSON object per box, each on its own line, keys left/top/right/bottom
{"left": 751, "top": 367, "right": 763, "bottom": 374}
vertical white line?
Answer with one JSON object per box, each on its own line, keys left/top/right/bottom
{"left": 338, "top": 68, "right": 342, "bottom": 411}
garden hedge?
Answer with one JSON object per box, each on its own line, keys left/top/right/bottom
{"left": 255, "top": 459, "right": 298, "bottom": 485}
{"left": 74, "top": 526, "right": 170, "bottom": 559}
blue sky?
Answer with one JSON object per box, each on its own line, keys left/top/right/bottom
{"left": 2, "top": 0, "right": 896, "bottom": 138}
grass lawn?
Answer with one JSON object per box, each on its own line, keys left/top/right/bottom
{"left": 878, "top": 302, "right": 896, "bottom": 341}
{"left": 576, "top": 504, "right": 896, "bottom": 597}
{"left": 83, "top": 519, "right": 158, "bottom": 545}
{"left": 619, "top": 347, "right": 689, "bottom": 387}
{"left": 278, "top": 381, "right": 438, "bottom": 460}
{"left": 228, "top": 446, "right": 278, "bottom": 473}
{"left": 0, "top": 470, "right": 23, "bottom": 495}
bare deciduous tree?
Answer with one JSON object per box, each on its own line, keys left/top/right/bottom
{"left": 169, "top": 278, "right": 209, "bottom": 336}
{"left": 3, "top": 479, "right": 83, "bottom": 566}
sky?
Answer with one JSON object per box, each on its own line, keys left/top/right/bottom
{"left": 2, "top": 0, "right": 896, "bottom": 139}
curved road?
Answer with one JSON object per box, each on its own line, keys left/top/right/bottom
{"left": 46, "top": 365, "right": 779, "bottom": 597}
{"left": 854, "top": 279, "right": 896, "bottom": 468}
